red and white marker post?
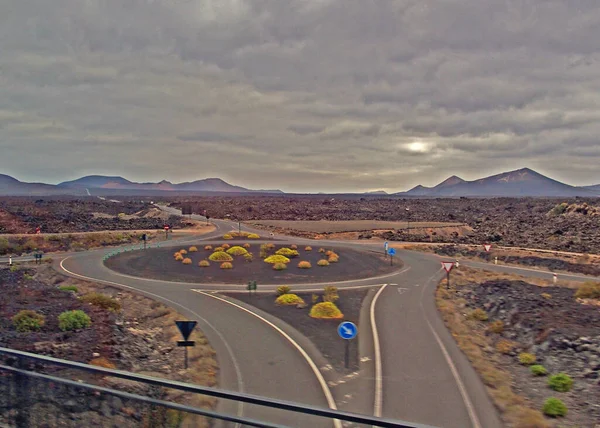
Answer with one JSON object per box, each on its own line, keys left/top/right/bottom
{"left": 441, "top": 261, "right": 455, "bottom": 289}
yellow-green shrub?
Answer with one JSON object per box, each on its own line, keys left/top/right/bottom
{"left": 247, "top": 233, "right": 260, "bottom": 239}
{"left": 220, "top": 262, "right": 233, "bottom": 269}
{"left": 548, "top": 373, "right": 573, "bottom": 392}
{"left": 530, "top": 365, "right": 548, "bottom": 376}
{"left": 467, "top": 308, "right": 488, "bottom": 321}
{"left": 309, "top": 302, "right": 344, "bottom": 319}
{"left": 58, "top": 310, "right": 91, "bottom": 331}
{"left": 298, "top": 261, "right": 311, "bottom": 269}
{"left": 198, "top": 260, "right": 210, "bottom": 267}
{"left": 276, "top": 248, "right": 300, "bottom": 257}
{"left": 243, "top": 243, "right": 251, "bottom": 249}
{"left": 175, "top": 253, "right": 184, "bottom": 261}
{"left": 204, "top": 245, "right": 213, "bottom": 251}
{"left": 328, "top": 255, "right": 339, "bottom": 263}
{"left": 275, "top": 294, "right": 305, "bottom": 306}
{"left": 214, "top": 246, "right": 225, "bottom": 252}
{"left": 276, "top": 286, "right": 292, "bottom": 296}
{"left": 543, "top": 398, "right": 567, "bottom": 417}
{"left": 273, "top": 263, "right": 287, "bottom": 271}
{"left": 182, "top": 257, "right": 192, "bottom": 265}
{"left": 80, "top": 293, "right": 121, "bottom": 312}
{"left": 323, "top": 286, "right": 339, "bottom": 303}
{"left": 305, "top": 246, "right": 312, "bottom": 251}
{"left": 575, "top": 281, "right": 600, "bottom": 299}
{"left": 223, "top": 234, "right": 233, "bottom": 240}
{"left": 317, "top": 259, "right": 330, "bottom": 267}
{"left": 12, "top": 310, "right": 45, "bottom": 332}
{"left": 518, "top": 353, "right": 536, "bottom": 365}
{"left": 226, "top": 246, "right": 248, "bottom": 256}
{"left": 189, "top": 246, "right": 198, "bottom": 252}
{"left": 209, "top": 251, "right": 233, "bottom": 262}
{"left": 243, "top": 253, "right": 253, "bottom": 262}
{"left": 264, "top": 255, "right": 291, "bottom": 264}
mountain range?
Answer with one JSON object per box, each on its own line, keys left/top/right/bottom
{"left": 0, "top": 168, "right": 599, "bottom": 197}
{"left": 396, "top": 168, "right": 599, "bottom": 197}
{"left": 0, "top": 174, "right": 282, "bottom": 196}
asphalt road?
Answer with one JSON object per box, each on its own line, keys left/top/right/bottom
{"left": 4, "top": 211, "right": 599, "bottom": 428}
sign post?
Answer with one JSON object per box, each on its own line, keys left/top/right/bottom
{"left": 387, "top": 248, "right": 396, "bottom": 266}
{"left": 141, "top": 233, "right": 147, "bottom": 250}
{"left": 247, "top": 280, "right": 257, "bottom": 296}
{"left": 384, "top": 241, "right": 389, "bottom": 257}
{"left": 337, "top": 321, "right": 357, "bottom": 369}
{"left": 8, "top": 255, "right": 12, "bottom": 266}
{"left": 553, "top": 273, "right": 557, "bottom": 284}
{"left": 175, "top": 321, "right": 197, "bottom": 369}
{"left": 441, "top": 261, "right": 454, "bottom": 290}
{"left": 164, "top": 225, "right": 170, "bottom": 240}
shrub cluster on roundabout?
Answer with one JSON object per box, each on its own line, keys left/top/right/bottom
{"left": 273, "top": 262, "right": 287, "bottom": 271}
{"left": 275, "top": 294, "right": 305, "bottom": 306}
{"left": 220, "top": 262, "right": 233, "bottom": 269}
{"left": 317, "top": 259, "right": 330, "bottom": 267}
{"left": 247, "top": 233, "right": 260, "bottom": 239}
{"left": 226, "top": 246, "right": 248, "bottom": 256}
{"left": 198, "top": 260, "right": 210, "bottom": 267}
{"left": 275, "top": 248, "right": 300, "bottom": 258}
{"left": 189, "top": 246, "right": 198, "bottom": 252}
{"left": 223, "top": 234, "right": 233, "bottom": 240}
{"left": 297, "top": 261, "right": 311, "bottom": 269}
{"left": 182, "top": 257, "right": 192, "bottom": 264}
{"left": 204, "top": 245, "right": 213, "bottom": 251}
{"left": 309, "top": 302, "right": 344, "bottom": 319}
{"left": 243, "top": 243, "right": 251, "bottom": 249}
{"left": 264, "top": 255, "right": 291, "bottom": 264}
{"left": 209, "top": 251, "right": 234, "bottom": 262}
{"left": 174, "top": 253, "right": 184, "bottom": 261}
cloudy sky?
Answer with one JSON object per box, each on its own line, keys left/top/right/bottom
{"left": 2, "top": 0, "right": 600, "bottom": 193}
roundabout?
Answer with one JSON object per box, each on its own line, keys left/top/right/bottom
{"left": 103, "top": 240, "right": 400, "bottom": 285}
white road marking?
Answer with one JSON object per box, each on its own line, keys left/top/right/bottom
{"left": 59, "top": 257, "right": 246, "bottom": 426}
{"left": 370, "top": 284, "right": 387, "bottom": 418}
{"left": 397, "top": 288, "right": 409, "bottom": 295}
{"left": 193, "top": 290, "right": 342, "bottom": 428}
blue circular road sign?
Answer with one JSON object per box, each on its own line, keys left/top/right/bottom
{"left": 387, "top": 248, "right": 396, "bottom": 256}
{"left": 338, "top": 321, "right": 357, "bottom": 340}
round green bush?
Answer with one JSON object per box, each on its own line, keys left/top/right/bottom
{"left": 276, "top": 285, "right": 292, "bottom": 296}
{"left": 12, "top": 310, "right": 46, "bottom": 332}
{"left": 467, "top": 308, "right": 488, "bottom": 321}
{"left": 518, "top": 352, "right": 536, "bottom": 365}
{"left": 317, "top": 259, "right": 330, "bottom": 267}
{"left": 226, "top": 246, "right": 249, "bottom": 256}
{"left": 548, "top": 373, "right": 573, "bottom": 392}
{"left": 59, "top": 285, "right": 78, "bottom": 293}
{"left": 275, "top": 248, "right": 300, "bottom": 258}
{"left": 272, "top": 262, "right": 287, "bottom": 271}
{"left": 275, "top": 294, "right": 305, "bottom": 306}
{"left": 543, "top": 397, "right": 567, "bottom": 417}
{"left": 530, "top": 365, "right": 548, "bottom": 376}
{"left": 309, "top": 302, "right": 344, "bottom": 319}
{"left": 264, "top": 255, "right": 291, "bottom": 264}
{"left": 58, "top": 310, "right": 91, "bottom": 331}
{"left": 208, "top": 251, "right": 234, "bottom": 262}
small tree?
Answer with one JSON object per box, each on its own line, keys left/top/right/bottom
{"left": 58, "top": 310, "right": 91, "bottom": 331}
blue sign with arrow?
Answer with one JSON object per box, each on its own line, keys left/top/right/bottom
{"left": 387, "top": 248, "right": 396, "bottom": 256}
{"left": 338, "top": 321, "right": 357, "bottom": 340}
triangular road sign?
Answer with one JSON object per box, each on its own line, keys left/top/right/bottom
{"left": 441, "top": 262, "right": 454, "bottom": 273}
{"left": 484, "top": 244, "right": 492, "bottom": 252}
{"left": 175, "top": 320, "right": 197, "bottom": 341}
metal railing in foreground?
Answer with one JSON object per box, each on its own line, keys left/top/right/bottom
{"left": 0, "top": 347, "right": 435, "bottom": 428}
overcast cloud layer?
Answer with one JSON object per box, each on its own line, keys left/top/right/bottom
{"left": 2, "top": 0, "right": 600, "bottom": 193}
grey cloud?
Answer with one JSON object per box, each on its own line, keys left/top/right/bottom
{"left": 2, "top": 0, "right": 600, "bottom": 192}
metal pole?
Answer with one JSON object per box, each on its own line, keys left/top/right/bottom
{"left": 344, "top": 340, "right": 350, "bottom": 369}
{"left": 238, "top": 221, "right": 241, "bottom": 235}
{"left": 390, "top": 255, "right": 393, "bottom": 266}
{"left": 446, "top": 272, "right": 450, "bottom": 290}
{"left": 184, "top": 347, "right": 188, "bottom": 370}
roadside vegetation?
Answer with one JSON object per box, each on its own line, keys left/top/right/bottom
{"left": 436, "top": 266, "right": 599, "bottom": 426}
